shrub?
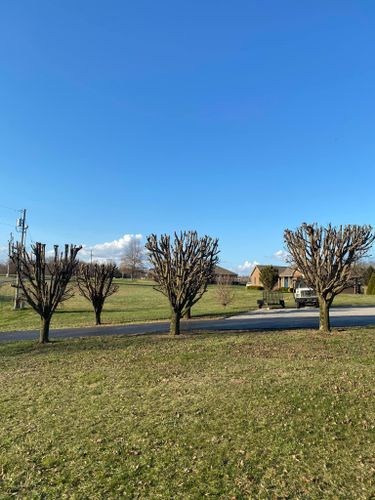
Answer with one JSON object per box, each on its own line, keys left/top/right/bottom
{"left": 246, "top": 285, "right": 264, "bottom": 290}
{"left": 215, "top": 277, "right": 235, "bottom": 307}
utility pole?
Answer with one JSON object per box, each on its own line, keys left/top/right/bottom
{"left": 7, "top": 232, "right": 13, "bottom": 277}
{"left": 13, "top": 209, "right": 28, "bottom": 310}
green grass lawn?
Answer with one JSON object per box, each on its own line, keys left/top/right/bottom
{"left": 1, "top": 277, "right": 375, "bottom": 332}
{"left": 0, "top": 328, "right": 374, "bottom": 497}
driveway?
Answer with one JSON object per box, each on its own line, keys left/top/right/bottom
{"left": 0, "top": 306, "right": 375, "bottom": 342}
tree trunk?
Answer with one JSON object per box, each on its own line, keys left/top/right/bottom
{"left": 39, "top": 317, "right": 51, "bottom": 343}
{"left": 95, "top": 308, "right": 102, "bottom": 325}
{"left": 170, "top": 310, "right": 181, "bottom": 335}
{"left": 319, "top": 296, "right": 331, "bottom": 332}
{"left": 184, "top": 307, "right": 191, "bottom": 319}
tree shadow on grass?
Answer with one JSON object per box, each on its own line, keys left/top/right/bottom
{"left": 0, "top": 295, "right": 13, "bottom": 303}
{"left": 2, "top": 331, "right": 194, "bottom": 358}
{"left": 0, "top": 328, "right": 298, "bottom": 359}
{"left": 54, "top": 309, "right": 92, "bottom": 315}
{"left": 54, "top": 308, "right": 162, "bottom": 316}
{"left": 0, "top": 332, "right": 168, "bottom": 358}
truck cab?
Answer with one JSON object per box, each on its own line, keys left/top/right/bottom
{"left": 294, "top": 287, "right": 319, "bottom": 308}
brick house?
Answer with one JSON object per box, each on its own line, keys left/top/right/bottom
{"left": 212, "top": 266, "right": 238, "bottom": 284}
{"left": 249, "top": 265, "right": 302, "bottom": 290}
{"left": 250, "top": 264, "right": 362, "bottom": 293}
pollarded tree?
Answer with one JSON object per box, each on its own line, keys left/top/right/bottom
{"left": 259, "top": 265, "right": 279, "bottom": 291}
{"left": 145, "top": 231, "right": 219, "bottom": 335}
{"left": 9, "top": 242, "right": 81, "bottom": 343}
{"left": 284, "top": 223, "right": 375, "bottom": 332}
{"left": 77, "top": 262, "right": 119, "bottom": 325}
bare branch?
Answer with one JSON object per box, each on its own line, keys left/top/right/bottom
{"left": 215, "top": 276, "right": 235, "bottom": 308}
{"left": 284, "top": 223, "right": 375, "bottom": 331}
{"left": 76, "top": 262, "right": 119, "bottom": 325}
{"left": 145, "top": 231, "right": 219, "bottom": 335}
{"left": 120, "top": 239, "right": 145, "bottom": 279}
{"left": 9, "top": 242, "right": 81, "bottom": 343}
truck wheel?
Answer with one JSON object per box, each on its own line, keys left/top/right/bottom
{"left": 296, "top": 302, "right": 301, "bottom": 309}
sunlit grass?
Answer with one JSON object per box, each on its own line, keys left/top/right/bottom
{"left": 1, "top": 277, "right": 375, "bottom": 332}
{"left": 0, "top": 328, "right": 374, "bottom": 497}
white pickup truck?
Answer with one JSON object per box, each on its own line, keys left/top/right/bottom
{"left": 294, "top": 287, "right": 319, "bottom": 308}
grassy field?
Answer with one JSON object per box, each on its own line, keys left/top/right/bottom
{"left": 0, "top": 328, "right": 374, "bottom": 497}
{"left": 1, "top": 277, "right": 375, "bottom": 332}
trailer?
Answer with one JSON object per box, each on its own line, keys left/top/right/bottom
{"left": 257, "top": 291, "right": 285, "bottom": 309}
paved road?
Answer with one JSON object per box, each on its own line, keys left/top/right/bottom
{"left": 0, "top": 306, "right": 375, "bottom": 342}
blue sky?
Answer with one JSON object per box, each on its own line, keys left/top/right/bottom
{"left": 0, "top": 1, "right": 374, "bottom": 273}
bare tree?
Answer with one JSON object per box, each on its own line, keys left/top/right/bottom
{"left": 120, "top": 238, "right": 145, "bottom": 279}
{"left": 145, "top": 231, "right": 219, "bottom": 335}
{"left": 216, "top": 276, "right": 235, "bottom": 308}
{"left": 0, "top": 259, "right": 16, "bottom": 276}
{"left": 77, "top": 262, "right": 119, "bottom": 325}
{"left": 9, "top": 242, "right": 81, "bottom": 343}
{"left": 284, "top": 223, "right": 375, "bottom": 332}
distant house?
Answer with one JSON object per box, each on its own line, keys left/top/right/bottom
{"left": 249, "top": 265, "right": 302, "bottom": 290}
{"left": 250, "top": 264, "right": 363, "bottom": 293}
{"left": 146, "top": 265, "right": 239, "bottom": 285}
{"left": 212, "top": 266, "right": 238, "bottom": 284}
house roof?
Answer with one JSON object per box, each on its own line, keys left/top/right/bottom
{"left": 250, "top": 264, "right": 301, "bottom": 278}
{"left": 214, "top": 266, "right": 238, "bottom": 277}
{"left": 279, "top": 267, "right": 299, "bottom": 277}
{"left": 249, "top": 265, "right": 288, "bottom": 277}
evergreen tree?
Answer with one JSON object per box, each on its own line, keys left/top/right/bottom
{"left": 363, "top": 265, "right": 375, "bottom": 286}
{"left": 366, "top": 272, "right": 375, "bottom": 295}
{"left": 259, "top": 265, "right": 279, "bottom": 291}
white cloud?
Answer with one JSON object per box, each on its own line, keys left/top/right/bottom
{"left": 236, "top": 260, "right": 259, "bottom": 275}
{"left": 0, "top": 245, "right": 7, "bottom": 261}
{"left": 0, "top": 236, "right": 144, "bottom": 264}
{"left": 274, "top": 249, "right": 289, "bottom": 262}
{"left": 80, "top": 234, "right": 143, "bottom": 262}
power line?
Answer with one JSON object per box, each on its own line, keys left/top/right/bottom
{"left": 0, "top": 204, "right": 19, "bottom": 212}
